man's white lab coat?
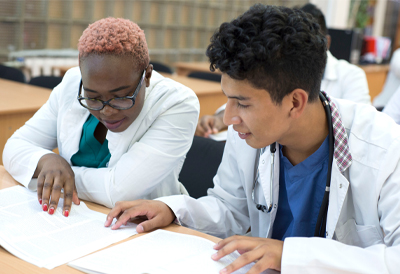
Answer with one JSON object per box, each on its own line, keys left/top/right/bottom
{"left": 159, "top": 97, "right": 400, "bottom": 273}
{"left": 3, "top": 67, "right": 200, "bottom": 208}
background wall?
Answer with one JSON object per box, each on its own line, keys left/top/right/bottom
{"left": 0, "top": 0, "right": 308, "bottom": 64}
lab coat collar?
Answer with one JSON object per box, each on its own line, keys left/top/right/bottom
{"left": 323, "top": 51, "right": 338, "bottom": 81}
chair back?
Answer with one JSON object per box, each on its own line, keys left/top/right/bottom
{"left": 151, "top": 61, "right": 174, "bottom": 74}
{"left": 179, "top": 136, "right": 225, "bottom": 198}
{"left": 188, "top": 72, "right": 221, "bottom": 83}
{"left": 0, "top": 65, "right": 25, "bottom": 83}
{"left": 29, "top": 76, "right": 63, "bottom": 89}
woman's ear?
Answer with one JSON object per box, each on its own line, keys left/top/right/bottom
{"left": 145, "top": 65, "right": 153, "bottom": 87}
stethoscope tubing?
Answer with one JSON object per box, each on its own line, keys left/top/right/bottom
{"left": 253, "top": 92, "right": 334, "bottom": 238}
{"left": 314, "top": 92, "right": 334, "bottom": 237}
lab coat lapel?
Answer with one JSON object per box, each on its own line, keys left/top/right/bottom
{"left": 257, "top": 145, "right": 280, "bottom": 238}
{"left": 326, "top": 159, "right": 349, "bottom": 239}
{"left": 59, "top": 100, "right": 90, "bottom": 164}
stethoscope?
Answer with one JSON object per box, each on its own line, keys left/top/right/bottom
{"left": 251, "top": 92, "right": 334, "bottom": 238}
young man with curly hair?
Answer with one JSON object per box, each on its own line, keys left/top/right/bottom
{"left": 195, "top": 3, "right": 371, "bottom": 138}
{"left": 3, "top": 18, "right": 199, "bottom": 214}
{"left": 106, "top": 5, "right": 400, "bottom": 273}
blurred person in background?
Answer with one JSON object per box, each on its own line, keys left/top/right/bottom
{"left": 373, "top": 48, "right": 400, "bottom": 110}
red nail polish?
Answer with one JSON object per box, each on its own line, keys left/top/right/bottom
{"left": 49, "top": 208, "right": 54, "bottom": 215}
{"left": 64, "top": 210, "right": 69, "bottom": 217}
{"left": 43, "top": 204, "right": 48, "bottom": 211}
{"left": 39, "top": 199, "right": 42, "bottom": 205}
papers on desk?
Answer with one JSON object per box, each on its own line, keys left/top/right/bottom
{"left": 209, "top": 130, "right": 227, "bottom": 141}
{"left": 0, "top": 185, "right": 137, "bottom": 269}
{"left": 69, "top": 229, "right": 254, "bottom": 274}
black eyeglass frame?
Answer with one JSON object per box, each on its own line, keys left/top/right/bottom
{"left": 77, "top": 69, "right": 146, "bottom": 111}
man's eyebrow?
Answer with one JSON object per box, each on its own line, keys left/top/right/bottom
{"left": 83, "top": 85, "right": 131, "bottom": 93}
{"left": 222, "top": 89, "right": 251, "bottom": 101}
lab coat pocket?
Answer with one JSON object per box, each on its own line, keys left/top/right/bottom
{"left": 338, "top": 219, "right": 384, "bottom": 248}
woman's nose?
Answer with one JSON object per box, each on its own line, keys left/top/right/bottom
{"left": 100, "top": 104, "right": 118, "bottom": 116}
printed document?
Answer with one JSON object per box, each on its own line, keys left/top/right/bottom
{"left": 0, "top": 185, "right": 137, "bottom": 269}
{"left": 69, "top": 230, "right": 278, "bottom": 274}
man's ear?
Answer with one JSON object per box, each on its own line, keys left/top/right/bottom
{"left": 326, "top": 34, "right": 331, "bottom": 50}
{"left": 288, "top": 89, "right": 308, "bottom": 119}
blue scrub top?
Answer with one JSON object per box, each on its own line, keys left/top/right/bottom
{"left": 271, "top": 136, "right": 329, "bottom": 240}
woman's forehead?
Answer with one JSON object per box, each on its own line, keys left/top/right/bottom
{"left": 80, "top": 55, "right": 142, "bottom": 82}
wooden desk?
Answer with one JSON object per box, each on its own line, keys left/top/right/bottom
{"left": 174, "top": 62, "right": 221, "bottom": 76}
{"left": 0, "top": 79, "right": 51, "bottom": 165}
{"left": 161, "top": 73, "right": 226, "bottom": 117}
{"left": 359, "top": 64, "right": 390, "bottom": 102}
{"left": 0, "top": 165, "right": 220, "bottom": 273}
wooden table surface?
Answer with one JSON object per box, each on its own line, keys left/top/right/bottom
{"left": 174, "top": 61, "right": 221, "bottom": 76}
{"left": 160, "top": 73, "right": 226, "bottom": 117}
{"left": 0, "top": 79, "right": 51, "bottom": 165}
{"left": 359, "top": 64, "right": 390, "bottom": 101}
{"left": 0, "top": 165, "right": 221, "bottom": 273}
{"left": 0, "top": 79, "right": 51, "bottom": 115}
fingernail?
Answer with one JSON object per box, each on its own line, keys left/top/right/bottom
{"left": 213, "top": 243, "right": 218, "bottom": 249}
{"left": 49, "top": 208, "right": 55, "bottom": 215}
{"left": 42, "top": 204, "right": 48, "bottom": 211}
{"left": 111, "top": 225, "right": 116, "bottom": 230}
{"left": 211, "top": 253, "right": 218, "bottom": 260}
{"left": 39, "top": 199, "right": 42, "bottom": 205}
{"left": 220, "top": 268, "right": 227, "bottom": 274}
{"left": 137, "top": 224, "right": 144, "bottom": 233}
{"left": 64, "top": 210, "right": 69, "bottom": 217}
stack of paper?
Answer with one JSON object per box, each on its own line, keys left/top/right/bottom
{"left": 69, "top": 230, "right": 278, "bottom": 274}
{"left": 0, "top": 185, "right": 137, "bottom": 269}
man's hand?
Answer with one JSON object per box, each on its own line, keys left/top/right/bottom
{"left": 34, "top": 154, "right": 80, "bottom": 217}
{"left": 104, "top": 200, "right": 176, "bottom": 233}
{"left": 211, "top": 235, "right": 283, "bottom": 274}
{"left": 195, "top": 111, "right": 227, "bottom": 138}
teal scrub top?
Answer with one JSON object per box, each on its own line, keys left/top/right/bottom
{"left": 71, "top": 114, "right": 111, "bottom": 168}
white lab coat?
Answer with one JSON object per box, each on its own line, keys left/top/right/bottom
{"left": 158, "top": 97, "right": 400, "bottom": 273}
{"left": 3, "top": 67, "right": 200, "bottom": 208}
{"left": 383, "top": 86, "right": 400, "bottom": 124}
{"left": 321, "top": 51, "right": 371, "bottom": 104}
{"left": 373, "top": 48, "right": 400, "bottom": 108}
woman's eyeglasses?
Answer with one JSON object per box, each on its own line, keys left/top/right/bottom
{"left": 77, "top": 69, "right": 146, "bottom": 111}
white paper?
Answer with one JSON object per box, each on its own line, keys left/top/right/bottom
{"left": 0, "top": 185, "right": 137, "bottom": 269}
{"left": 69, "top": 230, "right": 279, "bottom": 274}
{"left": 209, "top": 130, "right": 227, "bottom": 141}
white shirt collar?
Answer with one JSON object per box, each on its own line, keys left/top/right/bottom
{"left": 323, "top": 51, "right": 338, "bottom": 81}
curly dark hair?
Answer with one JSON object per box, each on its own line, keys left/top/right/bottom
{"left": 206, "top": 4, "right": 327, "bottom": 104}
{"left": 300, "top": 3, "right": 328, "bottom": 36}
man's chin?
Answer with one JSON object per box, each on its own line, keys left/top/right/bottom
{"left": 245, "top": 138, "right": 273, "bottom": 150}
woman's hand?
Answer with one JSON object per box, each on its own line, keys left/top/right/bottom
{"left": 104, "top": 200, "right": 176, "bottom": 232}
{"left": 34, "top": 154, "right": 80, "bottom": 217}
{"left": 211, "top": 235, "right": 283, "bottom": 274}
